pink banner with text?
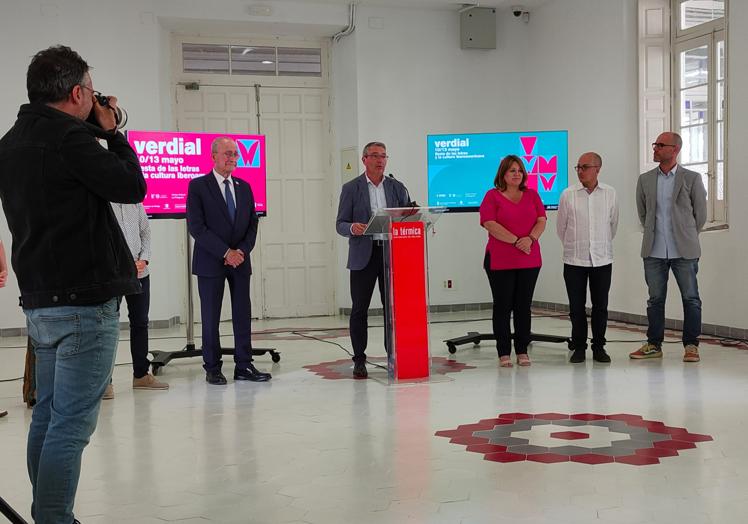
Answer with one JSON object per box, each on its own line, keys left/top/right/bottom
{"left": 126, "top": 131, "right": 267, "bottom": 217}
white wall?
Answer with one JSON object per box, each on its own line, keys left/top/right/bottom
{"left": 0, "top": 0, "right": 348, "bottom": 329}
{"left": 332, "top": 4, "right": 530, "bottom": 309}
{"left": 523, "top": 0, "right": 642, "bottom": 314}
{"left": 2, "top": 0, "right": 748, "bottom": 331}
{"left": 523, "top": 0, "right": 748, "bottom": 332}
{"left": 0, "top": 0, "right": 167, "bottom": 328}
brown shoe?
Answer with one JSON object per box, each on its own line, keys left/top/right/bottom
{"left": 102, "top": 383, "right": 114, "bottom": 400}
{"left": 683, "top": 344, "right": 700, "bottom": 363}
{"left": 133, "top": 373, "right": 169, "bottom": 390}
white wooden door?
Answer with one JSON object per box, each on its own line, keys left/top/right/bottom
{"left": 258, "top": 87, "right": 334, "bottom": 317}
{"left": 175, "top": 84, "right": 334, "bottom": 318}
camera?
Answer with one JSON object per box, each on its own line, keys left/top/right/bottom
{"left": 511, "top": 5, "right": 529, "bottom": 21}
{"left": 85, "top": 93, "right": 128, "bottom": 130}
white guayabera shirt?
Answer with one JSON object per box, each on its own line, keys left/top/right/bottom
{"left": 110, "top": 203, "right": 151, "bottom": 278}
{"left": 556, "top": 182, "right": 619, "bottom": 267}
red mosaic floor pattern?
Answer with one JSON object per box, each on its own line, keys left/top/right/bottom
{"left": 304, "top": 356, "right": 475, "bottom": 380}
{"left": 436, "top": 413, "right": 713, "bottom": 466}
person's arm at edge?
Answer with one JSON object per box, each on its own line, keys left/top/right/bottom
{"left": 0, "top": 239, "right": 7, "bottom": 287}
{"left": 636, "top": 175, "right": 646, "bottom": 228}
{"left": 237, "top": 183, "right": 259, "bottom": 256}
{"left": 692, "top": 171, "right": 708, "bottom": 231}
{"left": 137, "top": 204, "right": 151, "bottom": 263}
{"left": 556, "top": 190, "right": 569, "bottom": 241}
{"left": 610, "top": 188, "right": 620, "bottom": 239}
{"left": 336, "top": 183, "right": 355, "bottom": 237}
{"left": 528, "top": 190, "right": 547, "bottom": 241}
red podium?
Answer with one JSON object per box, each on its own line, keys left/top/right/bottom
{"left": 363, "top": 207, "right": 445, "bottom": 382}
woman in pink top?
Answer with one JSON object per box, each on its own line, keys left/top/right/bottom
{"left": 479, "top": 155, "right": 547, "bottom": 367}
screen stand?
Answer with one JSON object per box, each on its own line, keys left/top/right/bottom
{"left": 148, "top": 222, "right": 280, "bottom": 375}
{"left": 0, "top": 495, "right": 27, "bottom": 524}
{"left": 444, "top": 331, "right": 570, "bottom": 354}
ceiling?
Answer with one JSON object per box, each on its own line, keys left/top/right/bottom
{"left": 159, "top": 0, "right": 553, "bottom": 38}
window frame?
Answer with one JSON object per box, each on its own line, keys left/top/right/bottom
{"left": 674, "top": 0, "right": 726, "bottom": 39}
{"left": 173, "top": 35, "right": 330, "bottom": 90}
{"left": 671, "top": 0, "right": 727, "bottom": 226}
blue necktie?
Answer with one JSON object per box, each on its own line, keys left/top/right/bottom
{"left": 224, "top": 179, "right": 236, "bottom": 222}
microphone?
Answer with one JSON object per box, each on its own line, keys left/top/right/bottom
{"left": 388, "top": 173, "right": 415, "bottom": 207}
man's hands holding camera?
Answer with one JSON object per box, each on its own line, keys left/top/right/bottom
{"left": 88, "top": 94, "right": 119, "bottom": 133}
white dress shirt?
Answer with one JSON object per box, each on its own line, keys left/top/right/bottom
{"left": 556, "top": 182, "right": 619, "bottom": 267}
{"left": 367, "top": 176, "right": 387, "bottom": 215}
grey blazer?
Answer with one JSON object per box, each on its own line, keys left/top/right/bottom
{"left": 636, "top": 165, "right": 707, "bottom": 259}
{"left": 335, "top": 174, "right": 411, "bottom": 270}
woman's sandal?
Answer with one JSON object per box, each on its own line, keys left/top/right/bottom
{"left": 517, "top": 354, "right": 532, "bottom": 366}
{"left": 499, "top": 356, "right": 513, "bottom": 368}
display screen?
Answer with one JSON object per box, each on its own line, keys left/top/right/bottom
{"left": 126, "top": 131, "right": 267, "bottom": 218}
{"left": 427, "top": 130, "right": 568, "bottom": 211}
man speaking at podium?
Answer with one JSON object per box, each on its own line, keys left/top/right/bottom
{"left": 187, "top": 137, "right": 271, "bottom": 385}
{"left": 336, "top": 142, "right": 411, "bottom": 378}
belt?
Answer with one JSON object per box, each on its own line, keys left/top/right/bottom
{"left": 373, "top": 240, "right": 384, "bottom": 247}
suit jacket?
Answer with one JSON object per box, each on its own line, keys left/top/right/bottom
{"left": 186, "top": 172, "right": 259, "bottom": 277}
{"left": 636, "top": 165, "right": 707, "bottom": 259}
{"left": 335, "top": 174, "right": 411, "bottom": 270}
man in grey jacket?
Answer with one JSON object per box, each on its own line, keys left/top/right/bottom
{"left": 335, "top": 142, "right": 410, "bottom": 378}
{"left": 631, "top": 131, "right": 707, "bottom": 362}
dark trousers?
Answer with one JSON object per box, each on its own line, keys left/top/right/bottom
{"left": 124, "top": 275, "right": 151, "bottom": 378}
{"left": 484, "top": 254, "right": 540, "bottom": 357}
{"left": 563, "top": 264, "right": 612, "bottom": 352}
{"left": 349, "top": 244, "right": 389, "bottom": 363}
{"left": 198, "top": 266, "right": 253, "bottom": 373}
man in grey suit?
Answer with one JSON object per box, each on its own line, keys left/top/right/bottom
{"left": 631, "top": 131, "right": 707, "bottom": 362}
{"left": 336, "top": 142, "right": 411, "bottom": 378}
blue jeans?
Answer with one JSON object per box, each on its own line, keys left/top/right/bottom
{"left": 25, "top": 298, "right": 120, "bottom": 524}
{"left": 643, "top": 257, "right": 701, "bottom": 347}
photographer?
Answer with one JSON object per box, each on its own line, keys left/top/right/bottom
{"left": 0, "top": 45, "right": 145, "bottom": 523}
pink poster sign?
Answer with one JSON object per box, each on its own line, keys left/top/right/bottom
{"left": 126, "top": 131, "right": 267, "bottom": 217}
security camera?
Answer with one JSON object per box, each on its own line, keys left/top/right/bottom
{"left": 511, "top": 5, "right": 530, "bottom": 22}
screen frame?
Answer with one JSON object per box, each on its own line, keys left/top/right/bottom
{"left": 125, "top": 130, "right": 268, "bottom": 220}
{"left": 426, "top": 129, "right": 567, "bottom": 212}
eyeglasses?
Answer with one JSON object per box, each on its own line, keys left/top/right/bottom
{"left": 574, "top": 164, "right": 600, "bottom": 172}
{"left": 221, "top": 151, "right": 240, "bottom": 159}
{"left": 652, "top": 142, "right": 677, "bottom": 149}
{"left": 79, "top": 84, "right": 102, "bottom": 98}
{"left": 364, "top": 154, "right": 388, "bottom": 160}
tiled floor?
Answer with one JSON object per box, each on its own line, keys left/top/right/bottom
{"left": 2, "top": 310, "right": 748, "bottom": 523}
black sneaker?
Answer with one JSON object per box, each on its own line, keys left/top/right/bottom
{"left": 569, "top": 349, "right": 586, "bottom": 363}
{"left": 592, "top": 349, "right": 611, "bottom": 363}
{"left": 353, "top": 361, "right": 368, "bottom": 378}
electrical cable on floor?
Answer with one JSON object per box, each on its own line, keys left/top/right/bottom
{"left": 291, "top": 330, "right": 388, "bottom": 370}
{"left": 4, "top": 316, "right": 748, "bottom": 382}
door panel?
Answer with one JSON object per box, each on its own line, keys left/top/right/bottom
{"left": 175, "top": 84, "right": 334, "bottom": 319}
